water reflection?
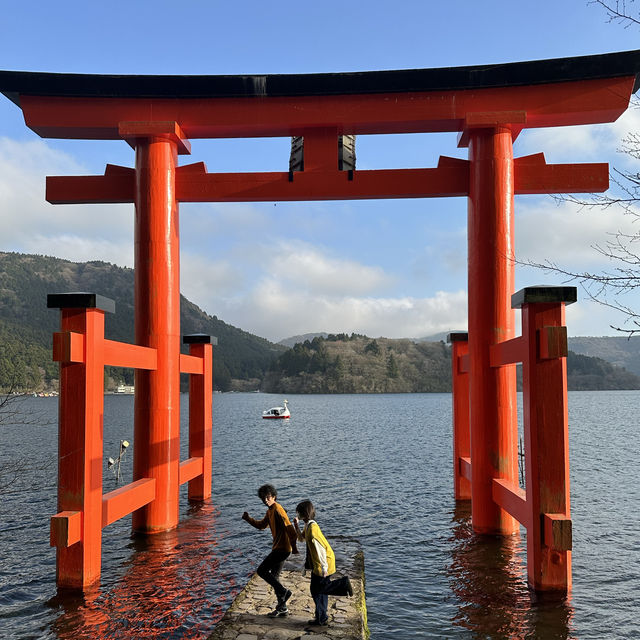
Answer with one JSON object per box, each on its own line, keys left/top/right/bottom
{"left": 447, "top": 503, "right": 576, "bottom": 639}
{"left": 48, "top": 502, "right": 241, "bottom": 640}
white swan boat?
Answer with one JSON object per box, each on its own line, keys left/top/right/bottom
{"left": 262, "top": 399, "right": 290, "bottom": 419}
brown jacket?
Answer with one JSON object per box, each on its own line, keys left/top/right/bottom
{"left": 245, "top": 502, "right": 299, "bottom": 553}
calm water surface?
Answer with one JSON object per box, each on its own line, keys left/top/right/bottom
{"left": 0, "top": 391, "right": 638, "bottom": 639}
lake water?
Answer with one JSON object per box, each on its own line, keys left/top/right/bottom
{"left": 0, "top": 391, "right": 638, "bottom": 639}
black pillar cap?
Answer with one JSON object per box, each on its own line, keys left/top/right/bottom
{"left": 511, "top": 285, "right": 577, "bottom": 309}
{"left": 47, "top": 292, "right": 115, "bottom": 314}
{"left": 447, "top": 332, "right": 469, "bottom": 342}
{"left": 183, "top": 333, "right": 218, "bottom": 345}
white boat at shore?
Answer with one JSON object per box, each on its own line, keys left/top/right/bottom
{"left": 115, "top": 384, "right": 135, "bottom": 394}
{"left": 262, "top": 399, "right": 290, "bottom": 419}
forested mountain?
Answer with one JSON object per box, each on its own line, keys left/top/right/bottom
{"left": 566, "top": 351, "right": 640, "bottom": 390}
{"left": 264, "top": 334, "right": 452, "bottom": 393}
{"left": 265, "top": 334, "right": 640, "bottom": 393}
{"left": 0, "top": 252, "right": 285, "bottom": 392}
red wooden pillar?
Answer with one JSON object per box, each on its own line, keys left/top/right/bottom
{"left": 124, "top": 122, "right": 190, "bottom": 534}
{"left": 47, "top": 292, "right": 114, "bottom": 589}
{"left": 466, "top": 124, "right": 518, "bottom": 535}
{"left": 183, "top": 334, "right": 216, "bottom": 501}
{"left": 448, "top": 332, "right": 471, "bottom": 500}
{"left": 515, "top": 286, "right": 575, "bottom": 592}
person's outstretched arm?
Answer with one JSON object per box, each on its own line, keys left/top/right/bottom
{"left": 242, "top": 511, "right": 269, "bottom": 529}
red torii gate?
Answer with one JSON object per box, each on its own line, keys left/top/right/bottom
{"left": 1, "top": 49, "right": 638, "bottom": 594}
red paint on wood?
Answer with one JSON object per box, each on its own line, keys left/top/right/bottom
{"left": 102, "top": 478, "right": 156, "bottom": 528}
{"left": 46, "top": 157, "right": 608, "bottom": 205}
{"left": 55, "top": 307, "right": 105, "bottom": 588}
{"left": 514, "top": 154, "right": 608, "bottom": 194}
{"left": 467, "top": 126, "right": 519, "bottom": 535}
{"left": 451, "top": 338, "right": 471, "bottom": 500}
{"left": 103, "top": 339, "right": 157, "bottom": 370}
{"left": 119, "top": 121, "right": 191, "bottom": 155}
{"left": 20, "top": 76, "right": 634, "bottom": 139}
{"left": 131, "top": 131, "right": 182, "bottom": 535}
{"left": 179, "top": 353, "right": 203, "bottom": 375}
{"left": 459, "top": 457, "right": 473, "bottom": 482}
{"left": 490, "top": 336, "right": 526, "bottom": 367}
{"left": 187, "top": 342, "right": 213, "bottom": 500}
{"left": 492, "top": 478, "right": 530, "bottom": 529}
{"left": 52, "top": 331, "right": 85, "bottom": 363}
{"left": 179, "top": 457, "right": 204, "bottom": 485}
{"left": 522, "top": 301, "right": 572, "bottom": 591}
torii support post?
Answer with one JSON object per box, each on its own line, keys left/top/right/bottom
{"left": 451, "top": 286, "right": 575, "bottom": 592}
{"left": 127, "top": 122, "right": 190, "bottom": 534}
{"left": 182, "top": 334, "right": 216, "bottom": 501}
{"left": 48, "top": 292, "right": 114, "bottom": 590}
{"left": 465, "top": 122, "right": 519, "bottom": 535}
{"left": 448, "top": 332, "right": 471, "bottom": 501}
{"left": 515, "top": 286, "right": 575, "bottom": 592}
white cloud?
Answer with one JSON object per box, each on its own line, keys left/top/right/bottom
{"left": 265, "top": 242, "right": 395, "bottom": 295}
{"left": 173, "top": 241, "right": 469, "bottom": 341}
{"left": 515, "top": 197, "right": 640, "bottom": 268}
{"left": 20, "top": 233, "right": 134, "bottom": 268}
{"left": 180, "top": 253, "right": 244, "bottom": 304}
{"left": 210, "top": 278, "right": 468, "bottom": 342}
{"left": 0, "top": 137, "right": 134, "bottom": 264}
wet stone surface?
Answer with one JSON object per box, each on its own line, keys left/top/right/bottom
{"left": 207, "top": 538, "right": 368, "bottom": 640}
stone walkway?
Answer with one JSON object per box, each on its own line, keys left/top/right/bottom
{"left": 207, "top": 537, "right": 368, "bottom": 640}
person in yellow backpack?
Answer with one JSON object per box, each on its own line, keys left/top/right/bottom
{"left": 293, "top": 500, "right": 353, "bottom": 627}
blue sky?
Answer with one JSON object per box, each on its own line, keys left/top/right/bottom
{"left": 1, "top": 1, "right": 639, "bottom": 341}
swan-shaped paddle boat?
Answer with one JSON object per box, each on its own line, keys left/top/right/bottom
{"left": 262, "top": 399, "right": 290, "bottom": 419}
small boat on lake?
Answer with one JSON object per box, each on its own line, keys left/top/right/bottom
{"left": 262, "top": 399, "right": 290, "bottom": 419}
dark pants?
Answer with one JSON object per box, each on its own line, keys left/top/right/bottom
{"left": 257, "top": 550, "right": 290, "bottom": 600}
{"left": 310, "top": 573, "right": 351, "bottom": 623}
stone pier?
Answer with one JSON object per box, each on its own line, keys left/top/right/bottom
{"left": 207, "top": 537, "right": 368, "bottom": 640}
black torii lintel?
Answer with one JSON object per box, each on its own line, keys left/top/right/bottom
{"left": 1, "top": 49, "right": 640, "bottom": 106}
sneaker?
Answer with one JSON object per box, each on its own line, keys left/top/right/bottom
{"left": 267, "top": 607, "right": 288, "bottom": 618}
{"left": 306, "top": 618, "right": 328, "bottom": 626}
{"left": 345, "top": 577, "right": 353, "bottom": 597}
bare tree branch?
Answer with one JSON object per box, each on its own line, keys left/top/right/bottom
{"left": 521, "top": 255, "right": 640, "bottom": 334}
{"left": 590, "top": 0, "right": 640, "bottom": 26}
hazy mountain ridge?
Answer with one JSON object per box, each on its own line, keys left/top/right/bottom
{"left": 568, "top": 336, "right": 640, "bottom": 376}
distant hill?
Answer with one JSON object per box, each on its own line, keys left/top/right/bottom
{"left": 569, "top": 336, "right": 640, "bottom": 376}
{"left": 0, "top": 252, "right": 285, "bottom": 392}
{"left": 264, "top": 334, "right": 451, "bottom": 393}
{"left": 566, "top": 350, "right": 640, "bottom": 390}
{"left": 264, "top": 334, "right": 640, "bottom": 394}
